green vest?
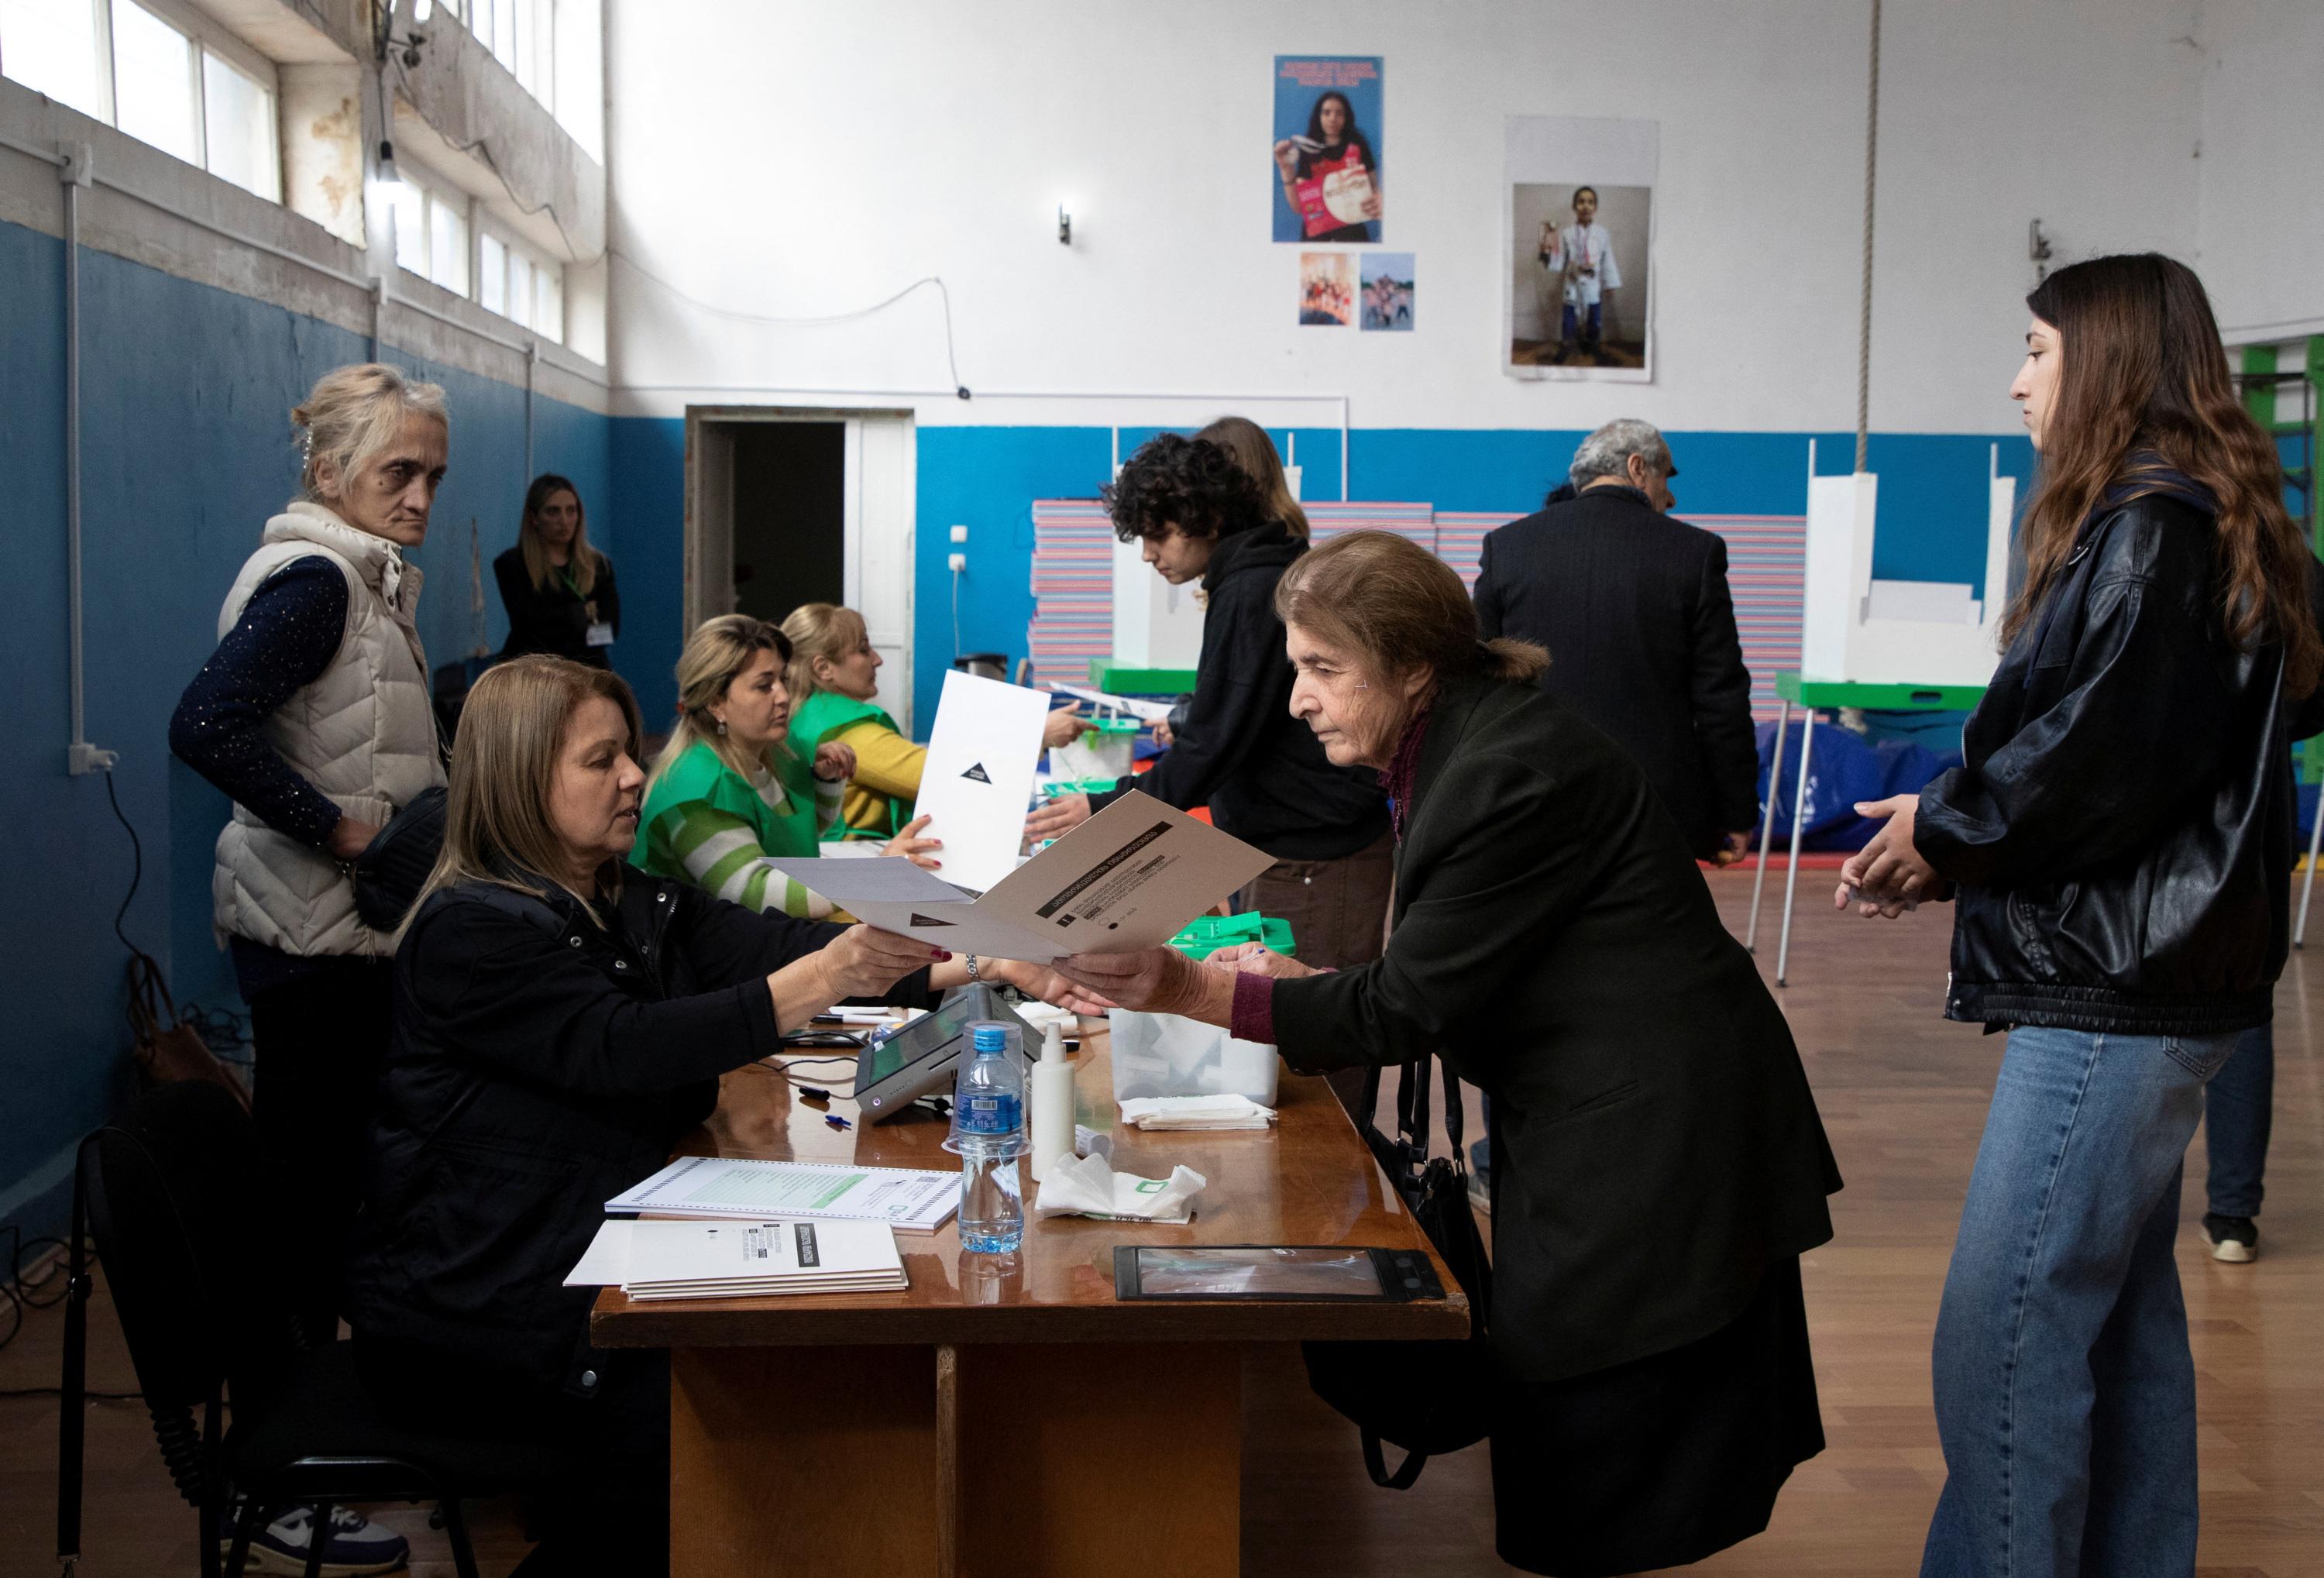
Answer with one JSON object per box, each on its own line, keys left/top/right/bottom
{"left": 788, "top": 689, "right": 906, "bottom": 840}
{"left": 630, "top": 738, "right": 821, "bottom": 882}
{"left": 789, "top": 689, "right": 896, "bottom": 749}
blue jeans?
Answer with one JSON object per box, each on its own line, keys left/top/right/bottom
{"left": 1559, "top": 300, "right": 1602, "bottom": 347}
{"left": 2203, "top": 1023, "right": 2272, "bottom": 1218}
{"left": 1920, "top": 1026, "right": 2237, "bottom": 1578}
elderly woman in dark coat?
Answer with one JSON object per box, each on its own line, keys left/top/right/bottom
{"left": 1052, "top": 530, "right": 1842, "bottom": 1578}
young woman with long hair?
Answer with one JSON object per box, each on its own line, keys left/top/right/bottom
{"left": 495, "top": 473, "right": 621, "bottom": 668}
{"left": 1271, "top": 88, "right": 1383, "bottom": 243}
{"left": 1839, "top": 252, "right": 2320, "bottom": 1577}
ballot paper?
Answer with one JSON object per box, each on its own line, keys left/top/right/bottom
{"left": 1117, "top": 1095, "right": 1278, "bottom": 1131}
{"left": 1032, "top": 1151, "right": 1206, "bottom": 1223}
{"left": 607, "top": 1156, "right": 958, "bottom": 1232}
{"left": 1053, "top": 683, "right": 1174, "bottom": 724}
{"left": 913, "top": 670, "right": 1054, "bottom": 892}
{"left": 761, "top": 789, "right": 1276, "bottom": 962}
{"left": 562, "top": 1218, "right": 909, "bottom": 1301}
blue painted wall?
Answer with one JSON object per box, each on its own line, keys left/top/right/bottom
{"left": 0, "top": 216, "right": 610, "bottom": 1241}
{"left": 608, "top": 417, "right": 2033, "bottom": 734}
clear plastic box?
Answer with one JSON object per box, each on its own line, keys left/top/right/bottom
{"left": 1107, "top": 1009, "right": 1281, "bottom": 1107}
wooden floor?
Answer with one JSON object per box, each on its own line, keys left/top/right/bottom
{"left": 4, "top": 871, "right": 2319, "bottom": 1576}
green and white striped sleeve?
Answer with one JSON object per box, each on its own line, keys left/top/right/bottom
{"left": 651, "top": 801, "right": 835, "bottom": 919}
{"left": 811, "top": 773, "right": 846, "bottom": 837}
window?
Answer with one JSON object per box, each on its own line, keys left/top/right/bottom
{"left": 0, "top": 0, "right": 281, "bottom": 203}
{"left": 476, "top": 226, "right": 562, "bottom": 343}
{"left": 0, "top": 0, "right": 108, "bottom": 120}
{"left": 201, "top": 50, "right": 277, "bottom": 201}
{"left": 457, "top": 0, "right": 552, "bottom": 117}
{"left": 110, "top": 1, "right": 198, "bottom": 165}
{"left": 390, "top": 174, "right": 473, "bottom": 297}
{"left": 479, "top": 232, "right": 507, "bottom": 315}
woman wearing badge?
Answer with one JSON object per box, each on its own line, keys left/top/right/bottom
{"left": 496, "top": 473, "right": 621, "bottom": 668}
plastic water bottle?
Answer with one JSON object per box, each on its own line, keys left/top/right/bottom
{"left": 954, "top": 1023, "right": 1026, "bottom": 1253}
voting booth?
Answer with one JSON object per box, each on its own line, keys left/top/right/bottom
{"left": 1799, "top": 444, "right": 2016, "bottom": 689}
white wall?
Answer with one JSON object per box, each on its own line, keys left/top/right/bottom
{"left": 2195, "top": 0, "right": 2324, "bottom": 342}
{"left": 605, "top": 0, "right": 2205, "bottom": 434}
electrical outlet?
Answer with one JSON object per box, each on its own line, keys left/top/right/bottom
{"left": 68, "top": 742, "right": 118, "bottom": 775}
{"left": 947, "top": 552, "right": 967, "bottom": 573}
{"left": 949, "top": 524, "right": 968, "bottom": 544}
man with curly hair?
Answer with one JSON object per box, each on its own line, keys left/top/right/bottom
{"left": 1024, "top": 432, "right": 1391, "bottom": 978}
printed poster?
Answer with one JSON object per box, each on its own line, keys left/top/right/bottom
{"left": 1273, "top": 56, "right": 1384, "bottom": 243}
{"left": 1505, "top": 116, "right": 1657, "bottom": 381}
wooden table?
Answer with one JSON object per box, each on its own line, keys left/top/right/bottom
{"left": 590, "top": 1029, "right": 1466, "bottom": 1578}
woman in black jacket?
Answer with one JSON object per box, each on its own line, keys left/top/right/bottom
{"left": 1050, "top": 531, "right": 1841, "bottom": 1577}
{"left": 1838, "top": 253, "right": 2322, "bottom": 1578}
{"left": 1023, "top": 431, "right": 1391, "bottom": 973}
{"left": 346, "top": 656, "right": 1069, "bottom": 1576}
{"left": 495, "top": 473, "right": 621, "bottom": 667}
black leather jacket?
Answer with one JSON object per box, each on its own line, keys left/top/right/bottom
{"left": 345, "top": 873, "right": 929, "bottom": 1394}
{"left": 1917, "top": 492, "right": 2309, "bottom": 1035}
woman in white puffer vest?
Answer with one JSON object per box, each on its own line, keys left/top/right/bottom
{"left": 170, "top": 363, "right": 449, "bottom": 1349}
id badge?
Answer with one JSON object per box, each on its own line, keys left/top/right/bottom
{"left": 586, "top": 621, "right": 615, "bottom": 648}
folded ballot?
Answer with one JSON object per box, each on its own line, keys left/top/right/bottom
{"left": 1116, "top": 1095, "right": 1278, "bottom": 1131}
{"left": 564, "top": 1218, "right": 909, "bottom": 1301}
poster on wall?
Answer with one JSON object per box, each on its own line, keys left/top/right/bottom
{"left": 1300, "top": 252, "right": 1356, "bottom": 326}
{"left": 1505, "top": 116, "right": 1656, "bottom": 382}
{"left": 1273, "top": 56, "right": 1384, "bottom": 243}
{"left": 1360, "top": 253, "right": 1414, "bottom": 331}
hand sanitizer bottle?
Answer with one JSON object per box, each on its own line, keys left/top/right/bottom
{"left": 1029, "top": 1022, "right": 1075, "bottom": 1183}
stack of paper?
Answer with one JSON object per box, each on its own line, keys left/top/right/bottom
{"left": 565, "top": 1218, "right": 909, "bottom": 1301}
{"left": 607, "top": 1156, "right": 959, "bottom": 1232}
{"left": 1117, "top": 1095, "right": 1278, "bottom": 1131}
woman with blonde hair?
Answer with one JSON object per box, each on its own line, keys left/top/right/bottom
{"left": 346, "top": 655, "right": 1071, "bottom": 1576}
{"left": 1052, "top": 530, "right": 1839, "bottom": 1577}
{"left": 632, "top": 614, "right": 937, "bottom": 915}
{"left": 1195, "top": 414, "right": 1308, "bottom": 541}
{"left": 782, "top": 603, "right": 1088, "bottom": 840}
{"left": 494, "top": 472, "right": 621, "bottom": 667}
{"left": 167, "top": 360, "right": 452, "bottom": 1571}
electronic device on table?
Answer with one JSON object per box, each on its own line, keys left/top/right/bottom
{"left": 852, "top": 983, "right": 1043, "bottom": 1122}
{"left": 1112, "top": 1246, "right": 1446, "bottom": 1303}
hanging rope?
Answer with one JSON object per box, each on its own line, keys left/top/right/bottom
{"left": 1856, "top": 0, "right": 1882, "bottom": 474}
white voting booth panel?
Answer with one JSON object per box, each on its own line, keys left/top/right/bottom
{"left": 1800, "top": 459, "right": 2015, "bottom": 688}
{"left": 1112, "top": 538, "right": 1205, "bottom": 668}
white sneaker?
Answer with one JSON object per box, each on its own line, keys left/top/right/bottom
{"left": 222, "top": 1504, "right": 410, "bottom": 1576}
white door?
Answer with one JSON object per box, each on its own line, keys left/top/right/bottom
{"left": 844, "top": 414, "right": 916, "bottom": 734}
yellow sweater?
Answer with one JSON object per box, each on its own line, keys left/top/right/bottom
{"left": 831, "top": 720, "right": 927, "bottom": 837}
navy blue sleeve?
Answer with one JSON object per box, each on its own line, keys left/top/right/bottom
{"left": 168, "top": 556, "right": 351, "bottom": 848}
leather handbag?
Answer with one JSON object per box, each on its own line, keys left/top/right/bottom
{"left": 1301, "top": 1053, "right": 1494, "bottom": 1487}
{"left": 352, "top": 786, "right": 449, "bottom": 931}
{"left": 125, "top": 951, "right": 249, "bottom": 1111}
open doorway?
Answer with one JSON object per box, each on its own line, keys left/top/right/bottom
{"left": 684, "top": 406, "right": 916, "bottom": 731}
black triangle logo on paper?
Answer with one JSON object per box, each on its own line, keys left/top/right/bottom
{"left": 909, "top": 913, "right": 956, "bottom": 927}
{"left": 961, "top": 762, "right": 992, "bottom": 783}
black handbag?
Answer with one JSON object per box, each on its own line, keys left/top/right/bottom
{"left": 1301, "top": 1053, "right": 1494, "bottom": 1488}
{"left": 351, "top": 786, "right": 449, "bottom": 930}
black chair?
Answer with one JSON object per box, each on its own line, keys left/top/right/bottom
{"left": 57, "top": 1080, "right": 558, "bottom": 1578}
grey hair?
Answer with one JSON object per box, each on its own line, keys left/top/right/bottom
{"left": 291, "top": 363, "right": 449, "bottom": 505}
{"left": 1568, "top": 418, "right": 1673, "bottom": 487}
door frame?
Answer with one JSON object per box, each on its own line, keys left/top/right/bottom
{"left": 683, "top": 405, "right": 918, "bottom": 733}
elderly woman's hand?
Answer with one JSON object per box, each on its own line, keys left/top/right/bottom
{"left": 1052, "top": 946, "right": 1236, "bottom": 1024}
{"left": 1207, "top": 942, "right": 1320, "bottom": 981}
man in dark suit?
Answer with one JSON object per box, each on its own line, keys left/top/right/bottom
{"left": 1473, "top": 418, "right": 1761, "bottom": 863}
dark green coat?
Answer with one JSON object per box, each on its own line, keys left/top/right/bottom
{"left": 1272, "top": 672, "right": 1840, "bottom": 1383}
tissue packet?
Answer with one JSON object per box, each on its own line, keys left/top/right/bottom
{"left": 1032, "top": 1151, "right": 1206, "bottom": 1223}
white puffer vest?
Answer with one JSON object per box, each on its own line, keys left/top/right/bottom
{"left": 211, "top": 503, "right": 446, "bottom": 958}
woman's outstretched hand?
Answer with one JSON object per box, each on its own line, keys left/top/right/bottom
{"left": 813, "top": 741, "right": 858, "bottom": 782}
{"left": 1053, "top": 946, "right": 1238, "bottom": 1025}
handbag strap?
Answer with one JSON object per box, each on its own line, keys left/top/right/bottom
{"left": 1359, "top": 1053, "right": 1469, "bottom": 1177}
{"left": 124, "top": 949, "right": 178, "bottom": 1045}
{"left": 1360, "top": 1429, "right": 1428, "bottom": 1490}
